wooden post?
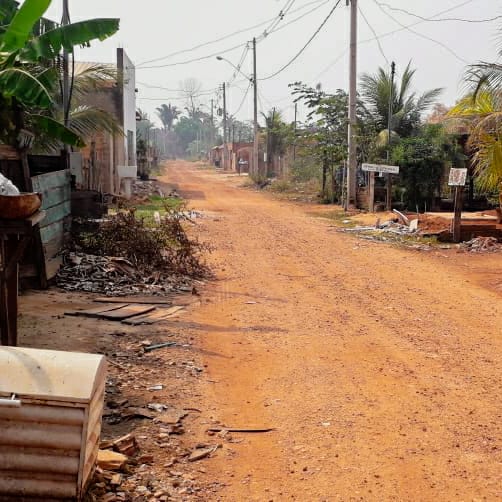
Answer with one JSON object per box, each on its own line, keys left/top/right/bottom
{"left": 452, "top": 186, "right": 463, "bottom": 243}
{"left": 369, "top": 172, "right": 375, "bottom": 213}
{"left": 386, "top": 174, "right": 392, "bottom": 211}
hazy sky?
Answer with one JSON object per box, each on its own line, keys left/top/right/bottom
{"left": 43, "top": 0, "right": 501, "bottom": 126}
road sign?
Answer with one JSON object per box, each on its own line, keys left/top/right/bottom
{"left": 362, "top": 163, "right": 399, "bottom": 174}
{"left": 448, "top": 168, "right": 468, "bottom": 186}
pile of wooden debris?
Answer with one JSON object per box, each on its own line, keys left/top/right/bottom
{"left": 461, "top": 237, "right": 501, "bottom": 253}
{"left": 57, "top": 252, "right": 193, "bottom": 296}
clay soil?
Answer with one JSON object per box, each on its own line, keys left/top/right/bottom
{"left": 17, "top": 160, "right": 502, "bottom": 501}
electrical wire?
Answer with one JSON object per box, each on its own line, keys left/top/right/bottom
{"left": 358, "top": 5, "right": 389, "bottom": 65}
{"left": 372, "top": 0, "right": 469, "bottom": 63}
{"left": 259, "top": 0, "right": 297, "bottom": 40}
{"left": 300, "top": 0, "right": 475, "bottom": 89}
{"left": 259, "top": 0, "right": 342, "bottom": 81}
{"left": 138, "top": 42, "right": 247, "bottom": 70}
{"left": 232, "top": 81, "right": 252, "bottom": 116}
{"left": 137, "top": 0, "right": 325, "bottom": 67}
{"left": 258, "top": 0, "right": 331, "bottom": 42}
{"left": 378, "top": 2, "right": 502, "bottom": 24}
{"left": 137, "top": 81, "right": 216, "bottom": 94}
{"left": 360, "top": 0, "right": 474, "bottom": 45}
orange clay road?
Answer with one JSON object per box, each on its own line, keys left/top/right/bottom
{"left": 161, "top": 161, "right": 501, "bottom": 502}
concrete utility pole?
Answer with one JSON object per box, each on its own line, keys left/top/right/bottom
{"left": 62, "top": 0, "right": 70, "bottom": 129}
{"left": 252, "top": 37, "right": 259, "bottom": 178}
{"left": 386, "top": 61, "right": 396, "bottom": 210}
{"left": 346, "top": 0, "right": 358, "bottom": 209}
{"left": 293, "top": 101, "right": 298, "bottom": 161}
{"left": 222, "top": 83, "right": 228, "bottom": 170}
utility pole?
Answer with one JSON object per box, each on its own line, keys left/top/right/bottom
{"left": 346, "top": 0, "right": 358, "bottom": 209}
{"left": 211, "top": 98, "right": 214, "bottom": 144}
{"left": 252, "top": 37, "right": 259, "bottom": 178}
{"left": 293, "top": 101, "right": 298, "bottom": 161}
{"left": 386, "top": 61, "right": 396, "bottom": 210}
{"left": 62, "top": 0, "right": 70, "bottom": 156}
{"left": 222, "top": 83, "right": 228, "bottom": 170}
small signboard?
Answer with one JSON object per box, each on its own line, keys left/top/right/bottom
{"left": 362, "top": 163, "right": 400, "bottom": 174}
{"left": 448, "top": 168, "right": 468, "bottom": 186}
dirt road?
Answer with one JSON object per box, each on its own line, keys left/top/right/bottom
{"left": 161, "top": 161, "right": 501, "bottom": 501}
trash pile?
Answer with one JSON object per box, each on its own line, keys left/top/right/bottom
{"left": 461, "top": 236, "right": 502, "bottom": 253}
{"left": 132, "top": 179, "right": 165, "bottom": 199}
{"left": 57, "top": 252, "right": 193, "bottom": 295}
{"left": 57, "top": 209, "right": 209, "bottom": 295}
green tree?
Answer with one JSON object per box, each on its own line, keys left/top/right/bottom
{"left": 360, "top": 62, "right": 442, "bottom": 139}
{"left": 391, "top": 124, "right": 460, "bottom": 210}
{"left": 156, "top": 103, "right": 180, "bottom": 131}
{"left": 290, "top": 82, "right": 377, "bottom": 202}
{"left": 261, "top": 109, "right": 293, "bottom": 175}
{"left": 0, "top": 0, "right": 119, "bottom": 148}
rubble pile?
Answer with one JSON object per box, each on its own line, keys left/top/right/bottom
{"left": 132, "top": 179, "right": 165, "bottom": 199}
{"left": 57, "top": 252, "right": 193, "bottom": 296}
{"left": 461, "top": 236, "right": 502, "bottom": 253}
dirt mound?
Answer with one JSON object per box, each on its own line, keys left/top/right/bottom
{"left": 414, "top": 215, "right": 450, "bottom": 233}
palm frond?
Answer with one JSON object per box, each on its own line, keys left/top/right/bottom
{"left": 68, "top": 105, "right": 123, "bottom": 139}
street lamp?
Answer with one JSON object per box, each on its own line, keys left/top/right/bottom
{"left": 215, "top": 56, "right": 253, "bottom": 83}
{"left": 216, "top": 52, "right": 258, "bottom": 176}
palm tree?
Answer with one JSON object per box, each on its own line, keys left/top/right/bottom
{"left": 156, "top": 103, "right": 180, "bottom": 131}
{"left": 447, "top": 92, "right": 502, "bottom": 207}
{"left": 0, "top": 0, "right": 119, "bottom": 148}
{"left": 360, "top": 62, "right": 442, "bottom": 139}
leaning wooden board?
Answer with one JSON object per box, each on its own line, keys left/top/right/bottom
{"left": 99, "top": 305, "right": 156, "bottom": 320}
{"left": 93, "top": 296, "right": 173, "bottom": 305}
{"left": 122, "top": 306, "right": 185, "bottom": 325}
{"left": 65, "top": 304, "right": 129, "bottom": 318}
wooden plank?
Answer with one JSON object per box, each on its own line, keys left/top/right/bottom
{"left": 65, "top": 304, "right": 129, "bottom": 318}
{"left": 100, "top": 305, "right": 156, "bottom": 321}
{"left": 38, "top": 201, "right": 71, "bottom": 228}
{"left": 38, "top": 185, "right": 71, "bottom": 210}
{"left": 93, "top": 296, "right": 173, "bottom": 305}
{"left": 32, "top": 170, "right": 71, "bottom": 193}
{"left": 39, "top": 220, "right": 64, "bottom": 244}
{"left": 122, "top": 306, "right": 184, "bottom": 325}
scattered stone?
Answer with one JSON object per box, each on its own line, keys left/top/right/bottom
{"left": 97, "top": 450, "right": 128, "bottom": 471}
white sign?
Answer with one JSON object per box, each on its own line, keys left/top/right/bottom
{"left": 362, "top": 163, "right": 400, "bottom": 174}
{"left": 448, "top": 168, "right": 468, "bottom": 187}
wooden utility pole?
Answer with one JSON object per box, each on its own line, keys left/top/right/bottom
{"left": 386, "top": 61, "right": 396, "bottom": 211}
{"left": 346, "top": 0, "right": 358, "bottom": 209}
{"left": 222, "top": 83, "right": 227, "bottom": 170}
{"left": 452, "top": 187, "right": 463, "bottom": 242}
{"left": 252, "top": 37, "right": 259, "bottom": 178}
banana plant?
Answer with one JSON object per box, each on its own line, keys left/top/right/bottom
{"left": 0, "top": 0, "right": 119, "bottom": 147}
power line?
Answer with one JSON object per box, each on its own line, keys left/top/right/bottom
{"left": 360, "top": 0, "right": 475, "bottom": 44}
{"left": 232, "top": 81, "right": 252, "bottom": 116}
{"left": 372, "top": 0, "right": 469, "bottom": 64}
{"left": 358, "top": 5, "right": 389, "bottom": 65}
{"left": 138, "top": 42, "right": 247, "bottom": 70}
{"left": 260, "top": 0, "right": 343, "bottom": 81}
{"left": 137, "top": 0, "right": 325, "bottom": 67}
{"left": 137, "top": 81, "right": 216, "bottom": 94}
{"left": 258, "top": 0, "right": 332, "bottom": 42}
{"left": 378, "top": 2, "right": 502, "bottom": 24}
{"left": 261, "top": 0, "right": 297, "bottom": 38}
{"left": 307, "top": 0, "right": 475, "bottom": 87}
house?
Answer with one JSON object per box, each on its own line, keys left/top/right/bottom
{"left": 77, "top": 48, "right": 137, "bottom": 196}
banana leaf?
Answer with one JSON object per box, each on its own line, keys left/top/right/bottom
{"left": 31, "top": 114, "right": 86, "bottom": 147}
{"left": 0, "top": 0, "right": 50, "bottom": 52}
{"left": 23, "top": 19, "right": 120, "bottom": 60}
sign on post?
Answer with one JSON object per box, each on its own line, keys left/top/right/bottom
{"left": 362, "top": 163, "right": 399, "bottom": 174}
{"left": 448, "top": 168, "right": 468, "bottom": 186}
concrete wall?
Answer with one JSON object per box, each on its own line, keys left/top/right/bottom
{"left": 118, "top": 48, "right": 137, "bottom": 168}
